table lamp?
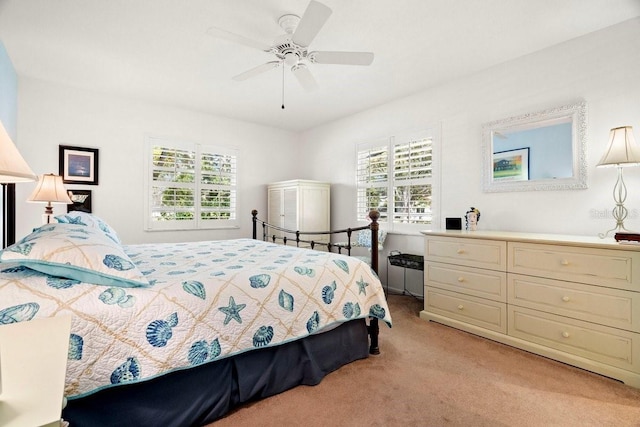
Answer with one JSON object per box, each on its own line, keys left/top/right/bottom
{"left": 597, "top": 126, "right": 640, "bottom": 238}
{"left": 28, "top": 173, "right": 73, "bottom": 224}
{"left": 0, "top": 120, "right": 37, "bottom": 247}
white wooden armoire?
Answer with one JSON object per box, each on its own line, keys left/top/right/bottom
{"left": 267, "top": 180, "right": 330, "bottom": 244}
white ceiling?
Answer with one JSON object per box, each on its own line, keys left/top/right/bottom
{"left": 1, "top": 0, "right": 639, "bottom": 132}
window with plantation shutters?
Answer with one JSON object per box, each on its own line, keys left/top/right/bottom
{"left": 392, "top": 135, "right": 433, "bottom": 224}
{"left": 356, "top": 131, "right": 435, "bottom": 228}
{"left": 145, "top": 137, "right": 238, "bottom": 231}
{"left": 356, "top": 141, "right": 389, "bottom": 223}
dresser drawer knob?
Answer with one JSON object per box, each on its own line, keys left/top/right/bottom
{"left": 561, "top": 259, "right": 570, "bottom": 266}
{"left": 456, "top": 249, "right": 465, "bottom": 255}
{"left": 561, "top": 296, "right": 570, "bottom": 302}
{"left": 457, "top": 304, "right": 464, "bottom": 310}
{"left": 562, "top": 331, "right": 570, "bottom": 338}
{"left": 457, "top": 277, "right": 465, "bottom": 282}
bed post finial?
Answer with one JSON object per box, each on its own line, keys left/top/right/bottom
{"left": 252, "top": 210, "right": 258, "bottom": 239}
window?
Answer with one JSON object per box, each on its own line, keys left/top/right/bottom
{"left": 357, "top": 141, "right": 389, "bottom": 222}
{"left": 145, "top": 137, "right": 238, "bottom": 231}
{"left": 357, "top": 131, "right": 435, "bottom": 229}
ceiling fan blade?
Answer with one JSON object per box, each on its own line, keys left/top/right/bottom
{"left": 309, "top": 51, "right": 374, "bottom": 66}
{"left": 206, "top": 26, "right": 272, "bottom": 52}
{"left": 232, "top": 61, "right": 280, "bottom": 81}
{"left": 291, "top": 0, "right": 332, "bottom": 47}
{"left": 291, "top": 64, "right": 318, "bottom": 92}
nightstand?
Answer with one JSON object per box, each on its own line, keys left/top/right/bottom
{"left": 0, "top": 315, "right": 72, "bottom": 427}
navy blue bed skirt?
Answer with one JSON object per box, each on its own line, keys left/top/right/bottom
{"left": 63, "top": 319, "right": 369, "bottom": 426}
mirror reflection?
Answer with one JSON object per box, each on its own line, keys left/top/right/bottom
{"left": 482, "top": 101, "right": 587, "bottom": 192}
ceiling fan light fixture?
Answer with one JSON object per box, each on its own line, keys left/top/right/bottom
{"left": 283, "top": 52, "right": 299, "bottom": 66}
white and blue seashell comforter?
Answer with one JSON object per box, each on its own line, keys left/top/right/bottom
{"left": 0, "top": 238, "right": 392, "bottom": 398}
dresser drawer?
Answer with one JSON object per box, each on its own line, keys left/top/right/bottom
{"left": 509, "top": 306, "right": 640, "bottom": 373}
{"left": 426, "top": 262, "right": 506, "bottom": 302}
{"left": 508, "top": 242, "right": 640, "bottom": 291}
{"left": 425, "top": 287, "right": 506, "bottom": 333}
{"left": 425, "top": 237, "right": 506, "bottom": 271}
{"left": 508, "top": 274, "right": 640, "bottom": 332}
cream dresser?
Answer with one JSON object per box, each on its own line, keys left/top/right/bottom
{"left": 420, "top": 230, "right": 640, "bottom": 388}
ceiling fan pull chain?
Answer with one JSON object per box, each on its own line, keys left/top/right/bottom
{"left": 281, "top": 62, "right": 285, "bottom": 109}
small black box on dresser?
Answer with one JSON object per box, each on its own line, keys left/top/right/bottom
{"left": 445, "top": 217, "right": 462, "bottom": 230}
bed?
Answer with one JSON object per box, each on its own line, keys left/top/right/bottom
{"left": 0, "top": 210, "right": 390, "bottom": 426}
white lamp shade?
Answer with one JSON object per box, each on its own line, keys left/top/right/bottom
{"left": 28, "top": 174, "right": 73, "bottom": 204}
{"left": 597, "top": 126, "right": 640, "bottom": 167}
{"left": 0, "top": 120, "right": 36, "bottom": 182}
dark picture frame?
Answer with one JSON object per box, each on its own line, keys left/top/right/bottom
{"left": 67, "top": 189, "right": 92, "bottom": 213}
{"left": 59, "top": 145, "right": 99, "bottom": 185}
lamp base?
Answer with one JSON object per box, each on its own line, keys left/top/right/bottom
{"left": 41, "top": 202, "right": 55, "bottom": 224}
{"left": 598, "top": 166, "right": 636, "bottom": 239}
{"left": 599, "top": 223, "right": 635, "bottom": 239}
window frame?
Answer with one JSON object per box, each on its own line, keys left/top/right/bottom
{"left": 144, "top": 136, "right": 239, "bottom": 231}
{"left": 356, "top": 128, "right": 440, "bottom": 233}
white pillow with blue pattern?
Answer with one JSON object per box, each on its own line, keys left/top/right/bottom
{"left": 356, "top": 229, "right": 387, "bottom": 249}
{"left": 54, "top": 211, "right": 121, "bottom": 244}
{"left": 0, "top": 223, "right": 149, "bottom": 288}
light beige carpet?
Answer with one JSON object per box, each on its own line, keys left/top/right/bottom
{"left": 210, "top": 294, "right": 640, "bottom": 426}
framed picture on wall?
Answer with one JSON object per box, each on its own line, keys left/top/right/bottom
{"left": 67, "top": 189, "right": 92, "bottom": 213}
{"left": 59, "top": 145, "right": 99, "bottom": 185}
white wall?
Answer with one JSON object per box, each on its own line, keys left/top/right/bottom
{"left": 15, "top": 77, "right": 300, "bottom": 243}
{"left": 299, "top": 18, "right": 640, "bottom": 294}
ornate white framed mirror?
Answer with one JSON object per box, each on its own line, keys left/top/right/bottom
{"left": 481, "top": 101, "right": 587, "bottom": 192}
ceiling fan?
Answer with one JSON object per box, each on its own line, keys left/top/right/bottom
{"left": 207, "top": 0, "right": 374, "bottom": 93}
